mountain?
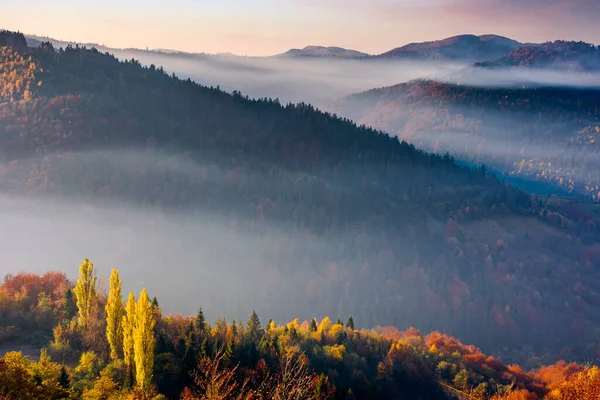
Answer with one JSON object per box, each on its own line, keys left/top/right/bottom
{"left": 378, "top": 34, "right": 521, "bottom": 62}
{"left": 276, "top": 45, "right": 370, "bottom": 58}
{"left": 334, "top": 79, "right": 600, "bottom": 200}
{"left": 475, "top": 40, "right": 600, "bottom": 71}
{"left": 2, "top": 31, "right": 600, "bottom": 366}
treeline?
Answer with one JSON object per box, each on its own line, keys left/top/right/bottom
{"left": 1, "top": 266, "right": 600, "bottom": 399}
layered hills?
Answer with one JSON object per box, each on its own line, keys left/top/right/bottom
{"left": 1, "top": 31, "right": 600, "bottom": 367}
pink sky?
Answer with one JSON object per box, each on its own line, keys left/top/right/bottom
{"left": 1, "top": 0, "right": 598, "bottom": 56}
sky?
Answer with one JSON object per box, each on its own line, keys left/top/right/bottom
{"left": 1, "top": 0, "right": 599, "bottom": 56}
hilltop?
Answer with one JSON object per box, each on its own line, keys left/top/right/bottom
{"left": 276, "top": 45, "right": 369, "bottom": 59}
{"left": 377, "top": 34, "right": 521, "bottom": 62}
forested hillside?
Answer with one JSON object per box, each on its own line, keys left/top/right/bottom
{"left": 335, "top": 79, "right": 600, "bottom": 200}
{"left": 2, "top": 265, "right": 600, "bottom": 399}
{"left": 1, "top": 30, "right": 600, "bottom": 368}
{"left": 475, "top": 41, "right": 600, "bottom": 71}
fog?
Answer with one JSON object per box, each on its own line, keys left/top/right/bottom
{"left": 116, "top": 50, "right": 466, "bottom": 106}
{"left": 44, "top": 39, "right": 467, "bottom": 106}
{"left": 437, "top": 66, "right": 600, "bottom": 88}
{"left": 0, "top": 149, "right": 361, "bottom": 324}
{"left": 0, "top": 190, "right": 321, "bottom": 323}
{"left": 349, "top": 111, "right": 600, "bottom": 199}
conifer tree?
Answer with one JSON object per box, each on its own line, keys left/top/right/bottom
{"left": 310, "top": 318, "right": 318, "bottom": 332}
{"left": 106, "top": 268, "right": 124, "bottom": 361}
{"left": 199, "top": 338, "right": 208, "bottom": 358}
{"left": 62, "top": 288, "right": 77, "bottom": 320}
{"left": 195, "top": 307, "right": 205, "bottom": 332}
{"left": 247, "top": 310, "right": 263, "bottom": 343}
{"left": 73, "top": 258, "right": 97, "bottom": 329}
{"left": 336, "top": 318, "right": 342, "bottom": 325}
{"left": 57, "top": 365, "right": 70, "bottom": 389}
{"left": 346, "top": 316, "right": 355, "bottom": 330}
{"left": 122, "top": 292, "right": 136, "bottom": 387}
{"left": 134, "top": 288, "right": 155, "bottom": 396}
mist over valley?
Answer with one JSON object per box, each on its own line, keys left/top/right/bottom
{"left": 1, "top": 25, "right": 600, "bottom": 399}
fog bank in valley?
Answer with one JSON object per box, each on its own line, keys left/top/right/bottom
{"left": 0, "top": 192, "right": 317, "bottom": 323}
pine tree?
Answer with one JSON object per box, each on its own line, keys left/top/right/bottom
{"left": 134, "top": 288, "right": 155, "bottom": 396}
{"left": 247, "top": 310, "right": 263, "bottom": 343}
{"left": 195, "top": 307, "right": 205, "bottom": 332}
{"left": 199, "top": 338, "right": 208, "bottom": 358}
{"left": 309, "top": 318, "right": 318, "bottom": 332}
{"left": 336, "top": 318, "right": 342, "bottom": 325}
{"left": 62, "top": 289, "right": 77, "bottom": 320}
{"left": 223, "top": 338, "right": 234, "bottom": 363}
{"left": 73, "top": 258, "right": 97, "bottom": 329}
{"left": 57, "top": 365, "right": 70, "bottom": 389}
{"left": 346, "top": 316, "right": 355, "bottom": 330}
{"left": 106, "top": 269, "right": 124, "bottom": 361}
{"left": 122, "top": 292, "right": 136, "bottom": 387}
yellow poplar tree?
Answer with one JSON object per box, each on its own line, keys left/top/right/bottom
{"left": 134, "top": 288, "right": 155, "bottom": 396}
{"left": 105, "top": 268, "right": 124, "bottom": 361}
{"left": 122, "top": 292, "right": 136, "bottom": 386}
{"left": 73, "top": 258, "right": 97, "bottom": 330}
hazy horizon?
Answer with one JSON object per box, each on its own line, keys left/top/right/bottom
{"left": 3, "top": 0, "right": 600, "bottom": 56}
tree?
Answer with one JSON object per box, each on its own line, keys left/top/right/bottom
{"left": 247, "top": 311, "right": 263, "bottom": 343}
{"left": 184, "top": 349, "right": 248, "bottom": 400}
{"left": 73, "top": 258, "right": 98, "bottom": 330}
{"left": 122, "top": 292, "right": 136, "bottom": 387}
{"left": 314, "top": 373, "right": 330, "bottom": 399}
{"left": 335, "top": 318, "right": 342, "bottom": 326}
{"left": 309, "top": 319, "right": 318, "bottom": 332}
{"left": 196, "top": 308, "right": 206, "bottom": 332}
{"left": 346, "top": 316, "right": 355, "bottom": 330}
{"left": 58, "top": 365, "right": 70, "bottom": 389}
{"left": 106, "top": 268, "right": 125, "bottom": 361}
{"left": 63, "top": 289, "right": 78, "bottom": 320}
{"left": 134, "top": 288, "right": 156, "bottom": 397}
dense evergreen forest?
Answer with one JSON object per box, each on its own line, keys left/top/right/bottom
{"left": 1, "top": 29, "right": 600, "bottom": 375}
{"left": 1, "top": 264, "right": 600, "bottom": 399}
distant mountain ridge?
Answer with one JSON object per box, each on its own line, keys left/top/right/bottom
{"left": 377, "top": 34, "right": 522, "bottom": 62}
{"left": 276, "top": 45, "right": 370, "bottom": 58}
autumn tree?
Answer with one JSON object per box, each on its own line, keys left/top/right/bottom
{"left": 134, "top": 288, "right": 156, "bottom": 397}
{"left": 122, "top": 292, "right": 136, "bottom": 387}
{"left": 106, "top": 268, "right": 124, "bottom": 361}
{"left": 73, "top": 258, "right": 98, "bottom": 330}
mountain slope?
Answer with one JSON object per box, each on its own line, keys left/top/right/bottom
{"left": 378, "top": 34, "right": 521, "bottom": 62}
{"left": 476, "top": 40, "right": 600, "bottom": 71}
{"left": 334, "top": 79, "right": 600, "bottom": 200}
{"left": 276, "top": 45, "right": 370, "bottom": 58}
{"left": 2, "top": 32, "right": 600, "bottom": 365}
